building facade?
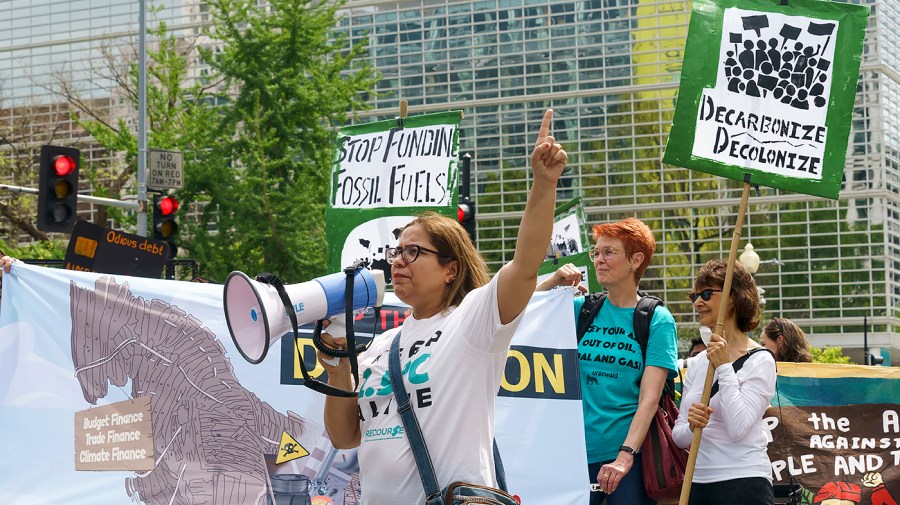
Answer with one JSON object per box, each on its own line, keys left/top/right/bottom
{"left": 1, "top": 0, "right": 897, "bottom": 361}
{"left": 335, "top": 0, "right": 899, "bottom": 362}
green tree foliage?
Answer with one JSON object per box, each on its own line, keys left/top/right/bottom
{"left": 179, "top": 0, "right": 378, "bottom": 282}
{"left": 69, "top": 21, "right": 221, "bottom": 231}
{"left": 810, "top": 346, "right": 852, "bottom": 364}
{"left": 0, "top": 239, "right": 67, "bottom": 260}
{"left": 59, "top": 1, "right": 377, "bottom": 282}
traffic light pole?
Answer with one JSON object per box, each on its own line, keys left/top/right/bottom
{"left": 0, "top": 184, "right": 140, "bottom": 210}
{"left": 461, "top": 153, "right": 471, "bottom": 200}
{"left": 136, "top": 0, "right": 149, "bottom": 236}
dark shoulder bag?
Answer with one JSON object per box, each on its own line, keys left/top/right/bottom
{"left": 388, "top": 332, "right": 519, "bottom": 505}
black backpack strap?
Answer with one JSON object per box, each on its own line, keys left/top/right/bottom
{"left": 576, "top": 292, "right": 607, "bottom": 344}
{"left": 710, "top": 347, "right": 775, "bottom": 399}
{"left": 632, "top": 294, "right": 666, "bottom": 394}
{"left": 632, "top": 294, "right": 663, "bottom": 361}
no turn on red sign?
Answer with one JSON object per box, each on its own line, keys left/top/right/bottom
{"left": 148, "top": 149, "right": 183, "bottom": 190}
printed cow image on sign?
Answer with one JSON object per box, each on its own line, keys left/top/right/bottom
{"left": 663, "top": 0, "right": 868, "bottom": 199}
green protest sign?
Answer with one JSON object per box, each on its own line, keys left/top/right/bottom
{"left": 326, "top": 111, "right": 462, "bottom": 274}
{"left": 663, "top": 0, "right": 868, "bottom": 199}
{"left": 546, "top": 196, "right": 591, "bottom": 261}
{"left": 538, "top": 251, "right": 598, "bottom": 294}
{"left": 538, "top": 197, "right": 597, "bottom": 292}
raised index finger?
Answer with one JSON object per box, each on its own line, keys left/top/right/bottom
{"left": 534, "top": 109, "right": 553, "bottom": 146}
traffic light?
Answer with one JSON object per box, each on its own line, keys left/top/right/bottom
{"left": 865, "top": 352, "right": 885, "bottom": 366}
{"left": 37, "top": 144, "right": 80, "bottom": 232}
{"left": 152, "top": 194, "right": 179, "bottom": 259}
{"left": 457, "top": 198, "right": 476, "bottom": 245}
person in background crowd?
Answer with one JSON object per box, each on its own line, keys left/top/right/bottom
{"left": 537, "top": 217, "right": 678, "bottom": 505}
{"left": 689, "top": 337, "right": 707, "bottom": 358}
{"left": 678, "top": 337, "right": 709, "bottom": 370}
{"left": 673, "top": 259, "right": 776, "bottom": 505}
{"left": 760, "top": 318, "right": 812, "bottom": 363}
{"left": 0, "top": 255, "right": 16, "bottom": 307}
{"left": 0, "top": 255, "right": 14, "bottom": 273}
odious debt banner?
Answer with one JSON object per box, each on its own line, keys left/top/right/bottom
{"left": 326, "top": 111, "right": 462, "bottom": 274}
{"left": 0, "top": 263, "right": 588, "bottom": 505}
{"left": 663, "top": 0, "right": 869, "bottom": 199}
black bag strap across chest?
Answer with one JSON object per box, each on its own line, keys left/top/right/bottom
{"left": 388, "top": 332, "right": 508, "bottom": 502}
{"left": 709, "top": 347, "right": 775, "bottom": 399}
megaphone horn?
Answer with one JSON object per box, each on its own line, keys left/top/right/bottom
{"left": 223, "top": 268, "right": 386, "bottom": 364}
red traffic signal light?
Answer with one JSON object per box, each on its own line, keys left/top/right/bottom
{"left": 54, "top": 155, "right": 77, "bottom": 176}
{"left": 153, "top": 194, "right": 180, "bottom": 258}
{"left": 37, "top": 145, "right": 80, "bottom": 232}
{"left": 457, "top": 204, "right": 468, "bottom": 223}
{"left": 157, "top": 195, "right": 179, "bottom": 217}
{"left": 457, "top": 199, "right": 476, "bottom": 245}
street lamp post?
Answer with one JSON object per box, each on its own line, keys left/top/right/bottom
{"left": 739, "top": 243, "right": 783, "bottom": 306}
{"left": 739, "top": 243, "right": 761, "bottom": 274}
{"left": 739, "top": 243, "right": 763, "bottom": 304}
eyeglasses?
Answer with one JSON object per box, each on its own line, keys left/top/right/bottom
{"left": 688, "top": 288, "right": 722, "bottom": 303}
{"left": 385, "top": 244, "right": 447, "bottom": 265}
{"left": 588, "top": 247, "right": 632, "bottom": 262}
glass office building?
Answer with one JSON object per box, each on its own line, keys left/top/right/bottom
{"left": 1, "top": 0, "right": 897, "bottom": 361}
{"left": 336, "top": 0, "right": 899, "bottom": 361}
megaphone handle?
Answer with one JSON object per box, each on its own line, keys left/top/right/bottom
{"left": 312, "top": 328, "right": 369, "bottom": 358}
{"left": 320, "top": 316, "right": 345, "bottom": 367}
{"left": 343, "top": 265, "right": 360, "bottom": 389}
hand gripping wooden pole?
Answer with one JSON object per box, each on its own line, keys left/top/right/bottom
{"left": 678, "top": 174, "right": 753, "bottom": 505}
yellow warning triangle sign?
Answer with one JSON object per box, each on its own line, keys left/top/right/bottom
{"left": 275, "top": 431, "right": 309, "bottom": 464}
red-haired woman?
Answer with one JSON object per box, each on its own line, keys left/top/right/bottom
{"left": 538, "top": 217, "right": 679, "bottom": 505}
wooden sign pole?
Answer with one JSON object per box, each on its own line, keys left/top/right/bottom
{"left": 679, "top": 174, "right": 753, "bottom": 505}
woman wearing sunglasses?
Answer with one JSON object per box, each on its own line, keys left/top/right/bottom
{"left": 673, "top": 259, "right": 777, "bottom": 505}
{"left": 317, "top": 109, "right": 567, "bottom": 504}
{"left": 760, "top": 318, "right": 811, "bottom": 363}
{"left": 537, "top": 217, "right": 679, "bottom": 505}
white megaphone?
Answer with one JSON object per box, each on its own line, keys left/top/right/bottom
{"left": 223, "top": 268, "right": 386, "bottom": 364}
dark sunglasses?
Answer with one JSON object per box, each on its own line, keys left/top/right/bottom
{"left": 688, "top": 288, "right": 722, "bottom": 303}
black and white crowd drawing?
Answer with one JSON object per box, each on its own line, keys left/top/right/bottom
{"left": 723, "top": 13, "right": 836, "bottom": 110}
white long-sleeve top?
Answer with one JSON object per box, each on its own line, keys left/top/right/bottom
{"left": 672, "top": 349, "right": 776, "bottom": 483}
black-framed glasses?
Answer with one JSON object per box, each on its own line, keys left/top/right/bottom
{"left": 588, "top": 246, "right": 632, "bottom": 261}
{"left": 688, "top": 288, "right": 722, "bottom": 303}
{"left": 385, "top": 244, "right": 447, "bottom": 265}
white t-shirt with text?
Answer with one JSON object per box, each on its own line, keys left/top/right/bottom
{"left": 356, "top": 275, "right": 524, "bottom": 504}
